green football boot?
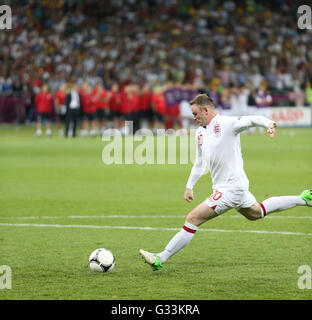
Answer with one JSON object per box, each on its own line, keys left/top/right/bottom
{"left": 139, "top": 249, "right": 163, "bottom": 271}
{"left": 300, "top": 189, "right": 312, "bottom": 207}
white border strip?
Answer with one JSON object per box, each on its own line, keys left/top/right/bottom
{"left": 0, "top": 223, "right": 311, "bottom": 236}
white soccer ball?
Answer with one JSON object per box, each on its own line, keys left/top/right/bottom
{"left": 89, "top": 248, "right": 115, "bottom": 273}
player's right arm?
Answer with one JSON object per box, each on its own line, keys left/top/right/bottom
{"left": 184, "top": 128, "right": 207, "bottom": 203}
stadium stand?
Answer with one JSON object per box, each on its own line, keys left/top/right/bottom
{"left": 0, "top": 0, "right": 311, "bottom": 128}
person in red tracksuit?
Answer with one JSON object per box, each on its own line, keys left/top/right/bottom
{"left": 54, "top": 83, "right": 67, "bottom": 137}
{"left": 35, "top": 84, "right": 53, "bottom": 137}
{"left": 139, "top": 84, "right": 152, "bottom": 129}
{"left": 120, "top": 85, "right": 134, "bottom": 135}
{"left": 151, "top": 86, "right": 167, "bottom": 132}
{"left": 92, "top": 82, "right": 112, "bottom": 135}
{"left": 130, "top": 84, "right": 140, "bottom": 133}
{"left": 79, "top": 82, "right": 98, "bottom": 137}
{"left": 109, "top": 83, "right": 122, "bottom": 129}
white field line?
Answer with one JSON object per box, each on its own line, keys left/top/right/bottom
{"left": 0, "top": 215, "right": 311, "bottom": 220}
{"left": 0, "top": 222, "right": 311, "bottom": 237}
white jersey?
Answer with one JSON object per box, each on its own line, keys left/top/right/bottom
{"left": 186, "top": 114, "right": 272, "bottom": 191}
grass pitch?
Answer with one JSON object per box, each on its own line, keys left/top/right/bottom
{"left": 0, "top": 125, "right": 311, "bottom": 300}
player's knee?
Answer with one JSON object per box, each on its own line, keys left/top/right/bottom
{"left": 186, "top": 212, "right": 196, "bottom": 225}
{"left": 186, "top": 211, "right": 200, "bottom": 226}
{"left": 245, "top": 215, "right": 257, "bottom": 221}
{"left": 244, "top": 211, "right": 261, "bottom": 221}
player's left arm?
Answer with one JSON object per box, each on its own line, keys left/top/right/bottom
{"left": 233, "top": 115, "right": 277, "bottom": 139}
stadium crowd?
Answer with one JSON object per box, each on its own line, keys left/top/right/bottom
{"left": 1, "top": 0, "right": 312, "bottom": 135}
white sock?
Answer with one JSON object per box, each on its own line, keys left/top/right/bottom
{"left": 158, "top": 222, "right": 198, "bottom": 264}
{"left": 260, "top": 196, "right": 306, "bottom": 218}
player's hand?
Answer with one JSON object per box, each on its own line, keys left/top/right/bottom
{"left": 184, "top": 188, "right": 194, "bottom": 203}
{"left": 267, "top": 122, "right": 277, "bottom": 139}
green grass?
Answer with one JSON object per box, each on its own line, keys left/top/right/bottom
{"left": 0, "top": 125, "right": 312, "bottom": 300}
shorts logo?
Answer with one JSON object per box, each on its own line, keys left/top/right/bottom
{"left": 209, "top": 190, "right": 222, "bottom": 201}
{"left": 214, "top": 122, "right": 221, "bottom": 137}
{"left": 198, "top": 133, "right": 203, "bottom": 146}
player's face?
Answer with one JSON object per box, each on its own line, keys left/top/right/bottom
{"left": 191, "top": 104, "right": 208, "bottom": 126}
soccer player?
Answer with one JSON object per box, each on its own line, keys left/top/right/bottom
{"left": 151, "top": 86, "right": 166, "bottom": 132}
{"left": 35, "top": 84, "right": 53, "bottom": 137}
{"left": 93, "top": 82, "right": 111, "bottom": 136}
{"left": 54, "top": 83, "right": 67, "bottom": 137}
{"left": 109, "top": 83, "right": 122, "bottom": 129}
{"left": 140, "top": 94, "right": 312, "bottom": 271}
{"left": 120, "top": 85, "right": 134, "bottom": 135}
{"left": 79, "top": 82, "right": 97, "bottom": 137}
{"left": 139, "top": 84, "right": 152, "bottom": 130}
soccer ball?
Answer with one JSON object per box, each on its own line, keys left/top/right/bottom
{"left": 89, "top": 248, "right": 115, "bottom": 273}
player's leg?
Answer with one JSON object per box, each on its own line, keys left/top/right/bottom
{"left": 238, "top": 203, "right": 262, "bottom": 220}
{"left": 239, "top": 190, "right": 311, "bottom": 220}
{"left": 65, "top": 111, "right": 71, "bottom": 137}
{"left": 72, "top": 110, "right": 79, "bottom": 137}
{"left": 57, "top": 115, "right": 64, "bottom": 137}
{"left": 45, "top": 114, "right": 52, "bottom": 137}
{"left": 90, "top": 115, "right": 98, "bottom": 137}
{"left": 158, "top": 203, "right": 217, "bottom": 262}
{"left": 36, "top": 115, "right": 42, "bottom": 136}
{"left": 140, "top": 202, "right": 217, "bottom": 270}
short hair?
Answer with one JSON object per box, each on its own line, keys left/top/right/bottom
{"left": 190, "top": 94, "right": 215, "bottom": 110}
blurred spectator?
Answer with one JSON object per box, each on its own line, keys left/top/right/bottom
{"left": 12, "top": 79, "right": 24, "bottom": 97}
{"left": 255, "top": 82, "right": 272, "bottom": 133}
{"left": 2, "top": 0, "right": 309, "bottom": 101}
{"left": 305, "top": 82, "right": 312, "bottom": 107}
{"left": 1, "top": 0, "right": 312, "bottom": 129}
{"left": 256, "top": 82, "right": 273, "bottom": 110}
{"left": 229, "top": 83, "right": 250, "bottom": 116}
{"left": 219, "top": 88, "right": 232, "bottom": 116}
{"left": 288, "top": 83, "right": 305, "bottom": 107}
{"left": 208, "top": 83, "right": 220, "bottom": 109}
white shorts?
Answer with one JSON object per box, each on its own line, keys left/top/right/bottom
{"left": 204, "top": 188, "right": 257, "bottom": 215}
